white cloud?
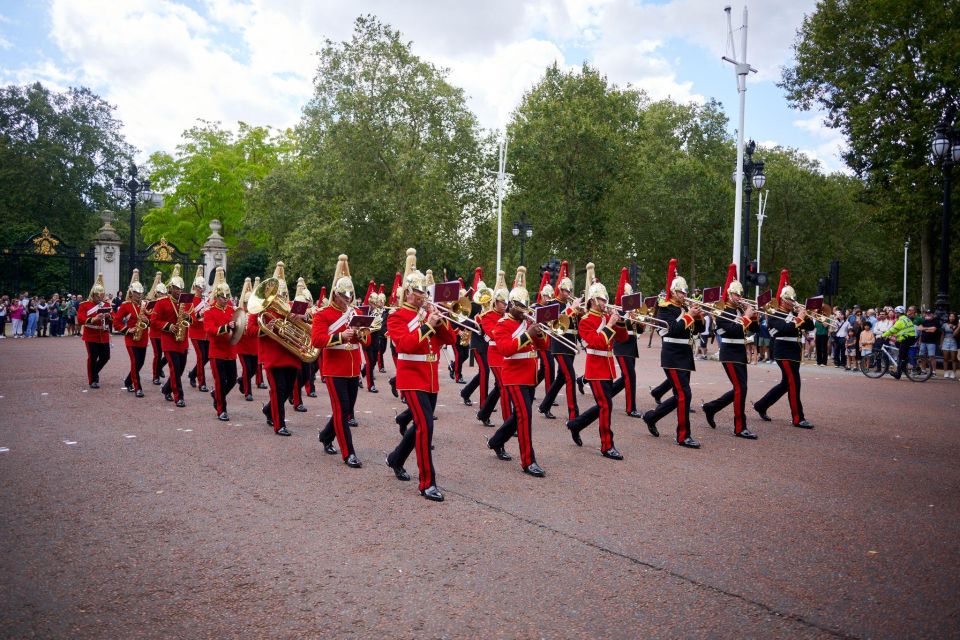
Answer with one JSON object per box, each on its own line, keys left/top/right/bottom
{"left": 792, "top": 114, "right": 849, "bottom": 173}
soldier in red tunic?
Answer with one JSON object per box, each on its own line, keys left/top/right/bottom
{"left": 113, "top": 269, "right": 149, "bottom": 397}
{"left": 150, "top": 264, "right": 191, "bottom": 407}
{"left": 488, "top": 266, "right": 550, "bottom": 476}
{"left": 78, "top": 272, "right": 111, "bottom": 388}
{"left": 310, "top": 254, "right": 370, "bottom": 468}
{"left": 385, "top": 249, "right": 457, "bottom": 502}
{"left": 289, "top": 276, "right": 315, "bottom": 411}
{"left": 475, "top": 270, "right": 510, "bottom": 426}
{"left": 144, "top": 271, "right": 168, "bottom": 385}
{"left": 254, "top": 262, "right": 300, "bottom": 436}
{"left": 187, "top": 266, "right": 210, "bottom": 393}
{"left": 565, "top": 263, "right": 629, "bottom": 459}
{"left": 235, "top": 277, "right": 259, "bottom": 402}
{"left": 204, "top": 267, "right": 238, "bottom": 421}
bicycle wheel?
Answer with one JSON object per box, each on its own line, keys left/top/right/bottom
{"left": 907, "top": 358, "right": 934, "bottom": 382}
{"left": 860, "top": 351, "right": 887, "bottom": 378}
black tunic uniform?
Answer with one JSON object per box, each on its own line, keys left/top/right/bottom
{"left": 754, "top": 310, "right": 815, "bottom": 426}
{"left": 702, "top": 309, "right": 756, "bottom": 434}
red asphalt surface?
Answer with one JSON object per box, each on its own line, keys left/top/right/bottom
{"left": 0, "top": 336, "right": 958, "bottom": 639}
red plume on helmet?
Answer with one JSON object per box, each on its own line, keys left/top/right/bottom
{"left": 458, "top": 277, "right": 465, "bottom": 290}
{"left": 363, "top": 279, "right": 376, "bottom": 305}
{"left": 664, "top": 258, "right": 678, "bottom": 295}
{"left": 615, "top": 267, "right": 629, "bottom": 306}
{"left": 388, "top": 271, "right": 402, "bottom": 306}
{"left": 555, "top": 260, "right": 568, "bottom": 287}
{"left": 536, "top": 270, "right": 551, "bottom": 304}
{"left": 377, "top": 284, "right": 384, "bottom": 295}
{"left": 471, "top": 267, "right": 483, "bottom": 292}
{"left": 722, "top": 263, "right": 738, "bottom": 303}
{"left": 775, "top": 269, "right": 790, "bottom": 304}
{"left": 319, "top": 286, "right": 327, "bottom": 303}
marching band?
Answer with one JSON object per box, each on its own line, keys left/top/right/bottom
{"left": 81, "top": 251, "right": 818, "bottom": 503}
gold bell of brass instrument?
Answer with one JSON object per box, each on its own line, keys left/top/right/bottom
{"left": 247, "top": 277, "right": 319, "bottom": 363}
{"left": 130, "top": 310, "right": 149, "bottom": 342}
{"left": 173, "top": 300, "right": 192, "bottom": 342}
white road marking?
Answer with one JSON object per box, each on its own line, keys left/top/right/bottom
{"left": 0, "top": 447, "right": 9, "bottom": 453}
{"left": 41, "top": 392, "right": 49, "bottom": 396}
{"left": 123, "top": 434, "right": 137, "bottom": 439}
{"left": 63, "top": 440, "right": 78, "bottom": 445}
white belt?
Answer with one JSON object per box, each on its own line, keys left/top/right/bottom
{"left": 626, "top": 331, "right": 636, "bottom": 336}
{"left": 505, "top": 351, "right": 538, "bottom": 360}
{"left": 487, "top": 339, "right": 496, "bottom": 346}
{"left": 585, "top": 348, "right": 612, "bottom": 357}
{"left": 398, "top": 353, "right": 437, "bottom": 362}
{"left": 720, "top": 338, "right": 747, "bottom": 345}
{"left": 775, "top": 336, "right": 803, "bottom": 343}
{"left": 326, "top": 343, "right": 359, "bottom": 351}
{"left": 662, "top": 337, "right": 691, "bottom": 344}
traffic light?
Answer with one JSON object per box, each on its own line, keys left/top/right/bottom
{"left": 541, "top": 257, "right": 561, "bottom": 282}
{"left": 828, "top": 260, "right": 840, "bottom": 296}
{"left": 745, "top": 261, "right": 768, "bottom": 287}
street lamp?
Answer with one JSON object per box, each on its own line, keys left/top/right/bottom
{"left": 932, "top": 105, "right": 960, "bottom": 318}
{"left": 512, "top": 213, "right": 533, "bottom": 267}
{"left": 733, "top": 140, "right": 765, "bottom": 279}
{"left": 112, "top": 162, "right": 153, "bottom": 276}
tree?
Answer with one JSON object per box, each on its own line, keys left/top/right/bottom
{"left": 780, "top": 0, "right": 960, "bottom": 308}
{"left": 0, "top": 82, "right": 133, "bottom": 245}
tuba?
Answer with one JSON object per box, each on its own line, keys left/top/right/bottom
{"left": 247, "top": 277, "right": 319, "bottom": 363}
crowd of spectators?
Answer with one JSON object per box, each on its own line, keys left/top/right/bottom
{"left": 0, "top": 290, "right": 126, "bottom": 339}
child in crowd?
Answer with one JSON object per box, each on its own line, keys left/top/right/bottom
{"left": 845, "top": 320, "right": 860, "bottom": 370}
{"left": 942, "top": 312, "right": 958, "bottom": 379}
{"left": 859, "top": 320, "right": 875, "bottom": 369}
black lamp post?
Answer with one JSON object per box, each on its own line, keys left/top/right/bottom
{"left": 112, "top": 162, "right": 152, "bottom": 275}
{"left": 932, "top": 106, "right": 960, "bottom": 318}
{"left": 734, "top": 140, "right": 765, "bottom": 279}
{"left": 512, "top": 214, "right": 533, "bottom": 267}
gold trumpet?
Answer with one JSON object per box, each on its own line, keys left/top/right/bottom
{"left": 248, "top": 277, "right": 319, "bottom": 362}
{"left": 602, "top": 303, "right": 670, "bottom": 331}
{"left": 523, "top": 311, "right": 580, "bottom": 352}
{"left": 428, "top": 299, "right": 482, "bottom": 334}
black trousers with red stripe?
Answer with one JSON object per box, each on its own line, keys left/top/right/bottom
{"left": 461, "top": 348, "right": 489, "bottom": 405}
{"left": 376, "top": 338, "right": 387, "bottom": 370}
{"left": 754, "top": 359, "right": 805, "bottom": 425}
{"left": 703, "top": 362, "right": 748, "bottom": 433}
{"left": 477, "top": 366, "right": 510, "bottom": 422}
{"left": 124, "top": 345, "right": 146, "bottom": 391}
{"left": 567, "top": 379, "right": 616, "bottom": 452}
{"left": 264, "top": 366, "right": 297, "bottom": 432}
{"left": 645, "top": 368, "right": 693, "bottom": 443}
{"left": 188, "top": 338, "right": 209, "bottom": 386}
{"left": 210, "top": 358, "right": 237, "bottom": 416}
{"left": 539, "top": 353, "right": 579, "bottom": 419}
{"left": 536, "top": 351, "right": 554, "bottom": 395}
{"left": 650, "top": 376, "right": 671, "bottom": 403}
{"left": 300, "top": 361, "right": 317, "bottom": 395}
{"left": 85, "top": 342, "right": 110, "bottom": 384}
{"left": 396, "top": 388, "right": 437, "bottom": 432}
{"left": 150, "top": 337, "right": 167, "bottom": 380}
{"left": 612, "top": 355, "right": 637, "bottom": 413}
{"left": 452, "top": 342, "right": 468, "bottom": 380}
{"left": 319, "top": 376, "right": 359, "bottom": 460}
{"left": 238, "top": 354, "right": 257, "bottom": 396}
{"left": 256, "top": 363, "right": 265, "bottom": 386}
{"left": 387, "top": 390, "right": 438, "bottom": 492}
{"left": 161, "top": 350, "right": 188, "bottom": 402}
{"left": 363, "top": 344, "right": 378, "bottom": 388}
{"left": 489, "top": 384, "right": 538, "bottom": 469}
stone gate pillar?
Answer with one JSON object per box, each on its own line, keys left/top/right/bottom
{"left": 201, "top": 219, "right": 227, "bottom": 281}
{"left": 92, "top": 210, "right": 122, "bottom": 296}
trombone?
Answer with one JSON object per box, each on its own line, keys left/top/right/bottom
{"left": 425, "top": 301, "right": 482, "bottom": 334}
{"left": 602, "top": 303, "right": 669, "bottom": 332}
{"left": 522, "top": 311, "right": 580, "bottom": 352}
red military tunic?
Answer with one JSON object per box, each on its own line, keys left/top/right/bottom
{"left": 493, "top": 315, "right": 549, "bottom": 386}
{"left": 235, "top": 311, "right": 259, "bottom": 356}
{"left": 387, "top": 303, "right": 457, "bottom": 393}
{"left": 204, "top": 303, "right": 238, "bottom": 360}
{"left": 113, "top": 301, "right": 149, "bottom": 348}
{"left": 310, "top": 304, "right": 370, "bottom": 378}
{"left": 78, "top": 300, "right": 111, "bottom": 344}
{"left": 479, "top": 309, "right": 505, "bottom": 368}
{"left": 188, "top": 297, "right": 208, "bottom": 341}
{"left": 150, "top": 295, "right": 189, "bottom": 353}
{"left": 249, "top": 310, "right": 301, "bottom": 369}
{"left": 579, "top": 309, "right": 628, "bottom": 380}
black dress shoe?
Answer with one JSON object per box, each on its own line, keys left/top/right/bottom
{"left": 348, "top": 417, "right": 358, "bottom": 428}
{"left": 389, "top": 377, "right": 398, "bottom": 398}
{"left": 378, "top": 367, "right": 386, "bottom": 373}
{"left": 245, "top": 394, "right": 253, "bottom": 401}
{"left": 262, "top": 405, "right": 273, "bottom": 427}
{"left": 539, "top": 408, "right": 556, "bottom": 419}
{"left": 164, "top": 393, "right": 173, "bottom": 402}
{"left": 386, "top": 458, "right": 410, "bottom": 481}
{"left": 257, "top": 382, "right": 268, "bottom": 389}
{"left": 552, "top": 401, "right": 559, "bottom": 407}
{"left": 703, "top": 404, "right": 717, "bottom": 429}
{"left": 455, "top": 377, "right": 465, "bottom": 384}
{"left": 218, "top": 412, "right": 230, "bottom": 422}
{"left": 124, "top": 385, "right": 133, "bottom": 393}
{"left": 175, "top": 399, "right": 186, "bottom": 408}
{"left": 461, "top": 395, "right": 473, "bottom": 407}
{"left": 135, "top": 390, "right": 144, "bottom": 398}
{"left": 448, "top": 364, "right": 455, "bottom": 379}
{"left": 753, "top": 403, "right": 772, "bottom": 421}
{"left": 642, "top": 411, "right": 660, "bottom": 437}
{"left": 294, "top": 404, "right": 308, "bottom": 412}
{"left": 199, "top": 385, "right": 209, "bottom": 393}
{"left": 368, "top": 385, "right": 378, "bottom": 393}
{"left": 601, "top": 447, "right": 624, "bottom": 460}
{"left": 565, "top": 421, "right": 583, "bottom": 447}
{"left": 308, "top": 391, "right": 317, "bottom": 398}
{"left": 322, "top": 443, "right": 337, "bottom": 455}
{"left": 735, "top": 428, "right": 758, "bottom": 439}
{"left": 89, "top": 382, "right": 100, "bottom": 389}
{"left": 576, "top": 376, "right": 585, "bottom": 395}
{"left": 276, "top": 426, "right": 292, "bottom": 436}
{"left": 420, "top": 485, "right": 444, "bottom": 502}
{"left": 626, "top": 410, "right": 642, "bottom": 418}
{"left": 490, "top": 444, "right": 512, "bottom": 461}
{"left": 524, "top": 462, "right": 545, "bottom": 477}
{"left": 188, "top": 374, "right": 196, "bottom": 388}
{"left": 678, "top": 437, "right": 701, "bottom": 449}
{"left": 345, "top": 454, "right": 362, "bottom": 468}
{"left": 153, "top": 378, "right": 161, "bottom": 385}
{"left": 794, "top": 420, "right": 814, "bottom": 429}
{"left": 476, "top": 412, "right": 492, "bottom": 426}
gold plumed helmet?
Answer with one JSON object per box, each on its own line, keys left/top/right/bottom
{"left": 211, "top": 266, "right": 230, "bottom": 299}
{"left": 540, "top": 283, "right": 555, "bottom": 300}
{"left": 272, "top": 262, "right": 289, "bottom": 301}
{"left": 126, "top": 269, "right": 144, "bottom": 299}
{"left": 670, "top": 275, "right": 689, "bottom": 295}
{"left": 585, "top": 262, "right": 609, "bottom": 302}
{"left": 192, "top": 264, "right": 206, "bottom": 291}
{"left": 509, "top": 266, "right": 530, "bottom": 307}
{"left": 780, "top": 285, "right": 797, "bottom": 302}
{"left": 88, "top": 272, "right": 105, "bottom": 300}
{"left": 167, "top": 263, "right": 185, "bottom": 290}
{"left": 492, "top": 270, "right": 509, "bottom": 303}
{"left": 727, "top": 280, "right": 744, "bottom": 297}
{"left": 473, "top": 280, "right": 493, "bottom": 307}
{"left": 401, "top": 248, "right": 427, "bottom": 302}
{"left": 425, "top": 269, "right": 435, "bottom": 287}
{"left": 239, "top": 277, "right": 253, "bottom": 308}
{"left": 331, "top": 255, "right": 354, "bottom": 301}
{"left": 623, "top": 282, "right": 633, "bottom": 296}
{"left": 295, "top": 276, "right": 314, "bottom": 304}
{"left": 146, "top": 271, "right": 163, "bottom": 300}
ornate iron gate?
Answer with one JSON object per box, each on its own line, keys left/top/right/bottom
{"left": 121, "top": 237, "right": 206, "bottom": 287}
{"left": 0, "top": 228, "right": 95, "bottom": 296}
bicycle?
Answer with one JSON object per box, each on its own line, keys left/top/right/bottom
{"left": 860, "top": 341, "right": 933, "bottom": 381}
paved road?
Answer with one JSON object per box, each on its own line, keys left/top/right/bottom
{"left": 1, "top": 337, "right": 958, "bottom": 639}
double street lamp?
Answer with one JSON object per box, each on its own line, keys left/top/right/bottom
{"left": 733, "top": 139, "right": 766, "bottom": 280}
{"left": 512, "top": 214, "right": 533, "bottom": 267}
{"left": 112, "top": 162, "right": 153, "bottom": 275}
{"left": 932, "top": 106, "right": 960, "bottom": 318}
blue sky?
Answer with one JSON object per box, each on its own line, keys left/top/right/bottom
{"left": 0, "top": 0, "right": 845, "bottom": 172}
